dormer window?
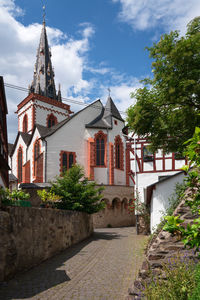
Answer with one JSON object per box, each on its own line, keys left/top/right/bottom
{"left": 47, "top": 114, "right": 57, "bottom": 128}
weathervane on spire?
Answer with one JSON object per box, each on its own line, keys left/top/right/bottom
{"left": 42, "top": 1, "right": 46, "bottom": 23}
{"left": 108, "top": 88, "right": 111, "bottom": 97}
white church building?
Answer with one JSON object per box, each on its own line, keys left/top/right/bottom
{"left": 10, "top": 20, "right": 127, "bottom": 186}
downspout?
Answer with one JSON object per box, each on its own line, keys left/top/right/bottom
{"left": 107, "top": 127, "right": 109, "bottom": 185}
{"left": 134, "top": 135, "right": 139, "bottom": 235}
{"left": 44, "top": 139, "right": 47, "bottom": 183}
{"left": 122, "top": 132, "right": 139, "bottom": 234}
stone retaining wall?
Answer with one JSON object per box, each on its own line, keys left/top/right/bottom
{"left": 127, "top": 198, "right": 199, "bottom": 299}
{"left": 93, "top": 185, "right": 135, "bottom": 228}
{"left": 0, "top": 207, "right": 93, "bottom": 281}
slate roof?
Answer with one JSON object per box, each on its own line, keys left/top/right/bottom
{"left": 8, "top": 143, "right": 14, "bottom": 156}
{"left": 35, "top": 99, "right": 103, "bottom": 139}
{"left": 86, "top": 96, "right": 124, "bottom": 129}
{"left": 21, "top": 132, "right": 32, "bottom": 145}
{"left": 10, "top": 132, "right": 32, "bottom": 156}
{"left": 9, "top": 173, "right": 18, "bottom": 182}
{"left": 29, "top": 21, "right": 61, "bottom": 101}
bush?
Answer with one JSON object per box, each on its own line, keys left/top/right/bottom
{"left": 0, "top": 188, "right": 30, "bottom": 207}
{"left": 144, "top": 254, "right": 196, "bottom": 300}
{"left": 50, "top": 165, "right": 105, "bottom": 214}
{"left": 189, "top": 263, "right": 200, "bottom": 300}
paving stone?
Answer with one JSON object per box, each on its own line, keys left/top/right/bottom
{"left": 0, "top": 227, "right": 147, "bottom": 300}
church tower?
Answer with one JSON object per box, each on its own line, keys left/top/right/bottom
{"left": 17, "top": 19, "right": 72, "bottom": 134}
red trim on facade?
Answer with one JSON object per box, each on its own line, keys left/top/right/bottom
{"left": 172, "top": 153, "right": 175, "bottom": 170}
{"left": 109, "top": 142, "right": 114, "bottom": 185}
{"left": 17, "top": 93, "right": 72, "bottom": 113}
{"left": 22, "top": 114, "right": 28, "bottom": 133}
{"left": 32, "top": 105, "right": 36, "bottom": 130}
{"left": 87, "top": 138, "right": 95, "bottom": 180}
{"left": 32, "top": 138, "right": 42, "bottom": 180}
{"left": 126, "top": 145, "right": 131, "bottom": 186}
{"left": 18, "top": 104, "right": 33, "bottom": 117}
{"left": 94, "top": 130, "right": 107, "bottom": 168}
{"left": 23, "top": 160, "right": 30, "bottom": 183}
{"left": 153, "top": 153, "right": 156, "bottom": 171}
{"left": 17, "top": 145, "right": 23, "bottom": 183}
{"left": 162, "top": 151, "right": 165, "bottom": 171}
{"left": 59, "top": 150, "right": 76, "bottom": 174}
{"left": 114, "top": 135, "right": 124, "bottom": 171}
{"left": 35, "top": 104, "right": 69, "bottom": 116}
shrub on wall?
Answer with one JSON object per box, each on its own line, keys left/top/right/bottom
{"left": 0, "top": 188, "right": 31, "bottom": 207}
{"left": 50, "top": 165, "right": 105, "bottom": 214}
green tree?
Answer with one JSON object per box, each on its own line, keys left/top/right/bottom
{"left": 127, "top": 17, "right": 200, "bottom": 154}
{"left": 50, "top": 165, "right": 105, "bottom": 214}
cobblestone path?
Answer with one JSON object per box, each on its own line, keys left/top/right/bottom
{"left": 0, "top": 227, "right": 148, "bottom": 300}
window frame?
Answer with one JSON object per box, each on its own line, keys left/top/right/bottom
{"left": 60, "top": 151, "right": 76, "bottom": 174}
{"left": 46, "top": 113, "right": 58, "bottom": 128}
{"left": 94, "top": 131, "right": 107, "bottom": 167}
{"left": 114, "top": 135, "right": 124, "bottom": 170}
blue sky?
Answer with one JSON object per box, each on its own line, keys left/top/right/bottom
{"left": 1, "top": 0, "right": 200, "bottom": 142}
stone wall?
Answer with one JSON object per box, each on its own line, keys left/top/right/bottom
{"left": 20, "top": 184, "right": 135, "bottom": 228}
{"left": 127, "top": 198, "right": 199, "bottom": 299}
{"left": 0, "top": 207, "right": 93, "bottom": 282}
{"left": 93, "top": 185, "right": 135, "bottom": 228}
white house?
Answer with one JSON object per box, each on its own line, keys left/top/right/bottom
{"left": 145, "top": 171, "right": 185, "bottom": 233}
{"left": 125, "top": 134, "right": 186, "bottom": 202}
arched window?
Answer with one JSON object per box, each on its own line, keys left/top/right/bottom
{"left": 47, "top": 114, "right": 57, "bottom": 128}
{"left": 34, "top": 140, "right": 40, "bottom": 176}
{"left": 114, "top": 135, "right": 124, "bottom": 170}
{"left": 94, "top": 131, "right": 107, "bottom": 167}
{"left": 69, "top": 153, "right": 74, "bottom": 169}
{"left": 18, "top": 147, "right": 23, "bottom": 183}
{"left": 60, "top": 151, "right": 76, "bottom": 174}
{"left": 23, "top": 114, "right": 28, "bottom": 133}
{"left": 62, "top": 152, "right": 68, "bottom": 172}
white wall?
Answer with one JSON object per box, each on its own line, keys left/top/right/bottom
{"left": 35, "top": 100, "right": 68, "bottom": 127}
{"left": 18, "top": 100, "right": 34, "bottom": 132}
{"left": 46, "top": 101, "right": 104, "bottom": 182}
{"left": 150, "top": 172, "right": 185, "bottom": 233}
{"left": 137, "top": 171, "right": 180, "bottom": 203}
{"left": 45, "top": 102, "right": 127, "bottom": 185}
{"left": 27, "top": 129, "right": 45, "bottom": 182}
{"left": 12, "top": 136, "right": 27, "bottom": 179}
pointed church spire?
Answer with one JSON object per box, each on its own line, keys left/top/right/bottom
{"left": 29, "top": 12, "right": 61, "bottom": 101}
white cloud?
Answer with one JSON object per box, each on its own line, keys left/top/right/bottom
{"left": 99, "top": 77, "right": 142, "bottom": 116}
{"left": 113, "top": 0, "right": 200, "bottom": 33}
{"left": 0, "top": 1, "right": 95, "bottom": 142}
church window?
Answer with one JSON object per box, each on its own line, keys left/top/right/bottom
{"left": 143, "top": 146, "right": 154, "bottom": 162}
{"left": 60, "top": 151, "right": 76, "bottom": 174}
{"left": 34, "top": 140, "right": 40, "bottom": 176}
{"left": 114, "top": 136, "right": 124, "bottom": 170}
{"left": 94, "top": 131, "right": 107, "bottom": 167}
{"left": 47, "top": 114, "right": 57, "bottom": 128}
{"left": 69, "top": 153, "right": 74, "bottom": 169}
{"left": 23, "top": 114, "right": 28, "bottom": 133}
{"left": 62, "top": 152, "right": 68, "bottom": 172}
{"left": 17, "top": 147, "right": 23, "bottom": 183}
